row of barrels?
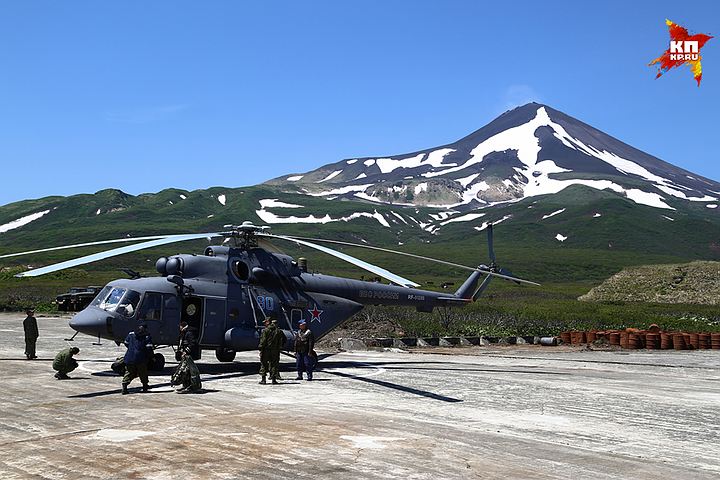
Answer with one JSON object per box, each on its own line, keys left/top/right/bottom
{"left": 559, "top": 330, "right": 720, "bottom": 350}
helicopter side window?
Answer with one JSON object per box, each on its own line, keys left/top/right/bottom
{"left": 90, "top": 286, "right": 113, "bottom": 307}
{"left": 139, "top": 292, "right": 163, "bottom": 321}
{"left": 231, "top": 260, "right": 249, "bottom": 281}
{"left": 99, "top": 287, "right": 127, "bottom": 312}
{"left": 116, "top": 290, "right": 141, "bottom": 318}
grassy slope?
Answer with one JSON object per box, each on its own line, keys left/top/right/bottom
{"left": 1, "top": 185, "right": 719, "bottom": 333}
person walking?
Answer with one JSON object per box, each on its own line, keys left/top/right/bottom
{"left": 23, "top": 308, "right": 39, "bottom": 360}
{"left": 258, "top": 317, "right": 284, "bottom": 385}
{"left": 171, "top": 321, "right": 202, "bottom": 393}
{"left": 294, "top": 320, "right": 316, "bottom": 381}
{"left": 121, "top": 324, "right": 154, "bottom": 394}
{"left": 52, "top": 347, "right": 80, "bottom": 379}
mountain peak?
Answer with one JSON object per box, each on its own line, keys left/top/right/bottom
{"left": 266, "top": 104, "right": 718, "bottom": 214}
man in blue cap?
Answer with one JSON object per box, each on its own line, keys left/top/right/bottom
{"left": 294, "top": 320, "right": 316, "bottom": 381}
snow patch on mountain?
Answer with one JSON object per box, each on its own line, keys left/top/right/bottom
{"left": 0, "top": 209, "right": 51, "bottom": 233}
{"left": 662, "top": 215, "right": 675, "bottom": 221}
{"left": 347, "top": 159, "right": 357, "bottom": 164}
{"left": 96, "top": 209, "right": 101, "bottom": 215}
{"left": 440, "top": 212, "right": 486, "bottom": 226}
{"left": 593, "top": 213, "right": 602, "bottom": 218}
{"left": 355, "top": 173, "right": 367, "bottom": 180}
{"left": 217, "top": 194, "right": 226, "bottom": 206}
{"left": 259, "top": 199, "right": 303, "bottom": 209}
{"left": 179, "top": 194, "right": 187, "bottom": 200}
{"left": 414, "top": 183, "right": 428, "bottom": 195}
{"left": 475, "top": 215, "right": 512, "bottom": 231}
{"left": 390, "top": 211, "right": 408, "bottom": 224}
{"left": 542, "top": 208, "right": 566, "bottom": 220}
{"left": 287, "top": 175, "right": 304, "bottom": 181}
{"left": 319, "top": 170, "right": 343, "bottom": 183}
{"left": 255, "top": 208, "right": 390, "bottom": 228}
{"left": 374, "top": 149, "right": 455, "bottom": 174}
{"left": 707, "top": 204, "right": 718, "bottom": 209}
{"left": 308, "top": 184, "right": 373, "bottom": 197}
{"left": 555, "top": 234, "right": 568, "bottom": 242}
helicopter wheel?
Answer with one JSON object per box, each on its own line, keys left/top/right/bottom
{"left": 149, "top": 353, "right": 165, "bottom": 371}
{"left": 215, "top": 348, "right": 236, "bottom": 362}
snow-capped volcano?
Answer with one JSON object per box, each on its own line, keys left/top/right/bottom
{"left": 268, "top": 103, "right": 719, "bottom": 211}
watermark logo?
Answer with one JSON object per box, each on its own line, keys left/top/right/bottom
{"left": 648, "top": 19, "right": 713, "bottom": 86}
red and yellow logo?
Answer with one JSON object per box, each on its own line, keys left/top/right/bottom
{"left": 649, "top": 19, "right": 713, "bottom": 86}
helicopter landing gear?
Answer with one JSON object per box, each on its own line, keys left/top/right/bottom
{"left": 149, "top": 353, "right": 165, "bottom": 371}
{"left": 215, "top": 348, "right": 236, "bottom": 362}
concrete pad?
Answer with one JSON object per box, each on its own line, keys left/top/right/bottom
{"left": 1, "top": 313, "right": 719, "bottom": 479}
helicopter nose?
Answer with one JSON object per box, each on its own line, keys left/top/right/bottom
{"left": 69, "top": 309, "right": 107, "bottom": 337}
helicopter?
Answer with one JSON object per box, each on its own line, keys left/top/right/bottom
{"left": 2, "top": 221, "right": 537, "bottom": 369}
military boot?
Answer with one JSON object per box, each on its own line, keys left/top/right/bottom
{"left": 121, "top": 383, "right": 129, "bottom": 395}
{"left": 141, "top": 384, "right": 149, "bottom": 392}
{"left": 271, "top": 378, "right": 279, "bottom": 385}
{"left": 259, "top": 375, "right": 266, "bottom": 385}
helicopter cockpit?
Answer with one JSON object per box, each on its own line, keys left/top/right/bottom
{"left": 90, "top": 286, "right": 142, "bottom": 318}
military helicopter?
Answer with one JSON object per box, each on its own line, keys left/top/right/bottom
{"left": 2, "top": 222, "right": 537, "bottom": 369}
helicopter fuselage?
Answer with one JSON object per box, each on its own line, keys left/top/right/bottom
{"left": 69, "top": 245, "right": 481, "bottom": 359}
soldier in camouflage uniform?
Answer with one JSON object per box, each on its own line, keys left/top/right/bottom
{"left": 258, "top": 317, "right": 285, "bottom": 385}
{"left": 53, "top": 347, "right": 79, "bottom": 379}
{"left": 171, "top": 321, "right": 202, "bottom": 393}
{"left": 23, "top": 308, "right": 39, "bottom": 360}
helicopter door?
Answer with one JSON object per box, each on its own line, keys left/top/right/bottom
{"left": 182, "top": 296, "right": 203, "bottom": 334}
{"left": 202, "top": 298, "right": 226, "bottom": 346}
{"left": 160, "top": 294, "right": 180, "bottom": 345}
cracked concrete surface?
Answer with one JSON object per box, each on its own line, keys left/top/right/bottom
{"left": 1, "top": 313, "right": 719, "bottom": 479}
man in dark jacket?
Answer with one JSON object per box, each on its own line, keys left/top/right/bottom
{"left": 294, "top": 320, "right": 316, "bottom": 381}
{"left": 122, "top": 324, "right": 154, "bottom": 394}
{"left": 53, "top": 347, "right": 79, "bottom": 379}
{"left": 258, "top": 317, "right": 285, "bottom": 385}
{"left": 23, "top": 308, "right": 39, "bottom": 360}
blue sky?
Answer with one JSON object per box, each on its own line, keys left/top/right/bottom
{"left": 0, "top": 1, "right": 718, "bottom": 206}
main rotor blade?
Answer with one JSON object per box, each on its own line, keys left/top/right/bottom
{"left": 0, "top": 235, "right": 170, "bottom": 259}
{"left": 15, "top": 233, "right": 222, "bottom": 278}
{"left": 269, "top": 234, "right": 540, "bottom": 286}
{"left": 262, "top": 234, "right": 421, "bottom": 288}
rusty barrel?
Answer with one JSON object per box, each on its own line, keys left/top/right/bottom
{"left": 688, "top": 333, "right": 700, "bottom": 349}
{"left": 660, "top": 333, "right": 673, "bottom": 349}
{"left": 684, "top": 333, "right": 693, "bottom": 350}
{"left": 628, "top": 333, "right": 642, "bottom": 349}
{"left": 646, "top": 333, "right": 660, "bottom": 349}
{"left": 609, "top": 332, "right": 620, "bottom": 346}
{"left": 571, "top": 331, "right": 586, "bottom": 344}
{"left": 620, "top": 332, "right": 629, "bottom": 349}
{"left": 673, "top": 333, "right": 687, "bottom": 350}
{"left": 560, "top": 332, "right": 571, "bottom": 344}
{"left": 711, "top": 333, "right": 720, "bottom": 350}
{"left": 698, "top": 333, "right": 711, "bottom": 349}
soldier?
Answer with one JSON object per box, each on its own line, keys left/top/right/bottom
{"left": 294, "top": 320, "right": 316, "bottom": 381}
{"left": 178, "top": 320, "right": 199, "bottom": 359}
{"left": 258, "top": 317, "right": 284, "bottom": 385}
{"left": 52, "top": 347, "right": 79, "bottom": 379}
{"left": 171, "top": 321, "right": 202, "bottom": 393}
{"left": 121, "top": 324, "right": 154, "bottom": 395}
{"left": 23, "top": 308, "right": 39, "bottom": 360}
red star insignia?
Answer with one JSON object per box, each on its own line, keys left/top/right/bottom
{"left": 308, "top": 305, "right": 323, "bottom": 323}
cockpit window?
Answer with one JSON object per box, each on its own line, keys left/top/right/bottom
{"left": 90, "top": 286, "right": 113, "bottom": 307}
{"left": 117, "top": 290, "right": 141, "bottom": 317}
{"left": 98, "top": 287, "right": 126, "bottom": 312}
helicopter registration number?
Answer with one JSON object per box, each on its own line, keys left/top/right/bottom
{"left": 358, "top": 290, "right": 399, "bottom": 300}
